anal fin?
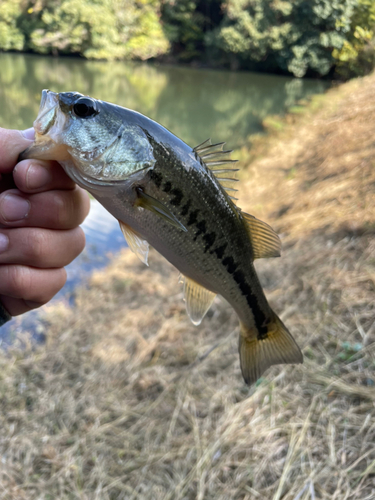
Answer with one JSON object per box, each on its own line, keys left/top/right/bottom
{"left": 179, "top": 275, "right": 216, "bottom": 326}
{"left": 242, "top": 212, "right": 281, "bottom": 259}
{"left": 119, "top": 221, "right": 149, "bottom": 266}
{"left": 239, "top": 313, "right": 303, "bottom": 385}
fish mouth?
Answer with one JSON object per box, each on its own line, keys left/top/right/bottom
{"left": 35, "top": 89, "right": 59, "bottom": 136}
{"left": 19, "top": 90, "right": 68, "bottom": 162}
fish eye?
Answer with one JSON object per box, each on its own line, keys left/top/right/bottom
{"left": 73, "top": 97, "right": 98, "bottom": 118}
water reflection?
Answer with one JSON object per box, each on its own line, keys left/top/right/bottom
{"left": 0, "top": 53, "right": 328, "bottom": 147}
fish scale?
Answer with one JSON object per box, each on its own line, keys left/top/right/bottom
{"left": 20, "top": 89, "right": 303, "bottom": 385}
{"left": 145, "top": 166, "right": 265, "bottom": 323}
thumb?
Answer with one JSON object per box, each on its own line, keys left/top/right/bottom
{"left": 0, "top": 128, "right": 35, "bottom": 173}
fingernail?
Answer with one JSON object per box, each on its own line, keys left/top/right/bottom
{"left": 21, "top": 128, "right": 35, "bottom": 141}
{"left": 0, "top": 233, "right": 9, "bottom": 253}
{"left": 0, "top": 194, "right": 30, "bottom": 222}
{"left": 26, "top": 164, "right": 52, "bottom": 190}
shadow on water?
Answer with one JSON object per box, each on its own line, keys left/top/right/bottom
{"left": 0, "top": 53, "right": 329, "bottom": 344}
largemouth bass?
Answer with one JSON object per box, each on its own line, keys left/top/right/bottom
{"left": 20, "top": 90, "right": 303, "bottom": 385}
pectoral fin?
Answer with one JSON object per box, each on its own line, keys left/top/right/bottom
{"left": 119, "top": 221, "right": 149, "bottom": 266}
{"left": 135, "top": 188, "right": 187, "bottom": 232}
{"left": 242, "top": 212, "right": 281, "bottom": 259}
{"left": 179, "top": 275, "right": 216, "bottom": 326}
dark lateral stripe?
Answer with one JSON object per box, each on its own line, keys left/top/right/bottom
{"left": 193, "top": 219, "right": 207, "bottom": 241}
{"left": 170, "top": 188, "right": 183, "bottom": 206}
{"left": 196, "top": 220, "right": 206, "bottom": 236}
{"left": 163, "top": 181, "right": 172, "bottom": 193}
{"left": 211, "top": 243, "right": 227, "bottom": 259}
{"left": 232, "top": 269, "right": 268, "bottom": 338}
{"left": 181, "top": 199, "right": 191, "bottom": 216}
{"left": 149, "top": 170, "right": 163, "bottom": 188}
{"left": 187, "top": 209, "right": 199, "bottom": 226}
{"left": 222, "top": 256, "right": 238, "bottom": 274}
{"left": 203, "top": 232, "right": 216, "bottom": 252}
{"left": 211, "top": 244, "right": 268, "bottom": 338}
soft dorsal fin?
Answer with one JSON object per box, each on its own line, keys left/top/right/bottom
{"left": 179, "top": 274, "right": 216, "bottom": 326}
{"left": 242, "top": 212, "right": 281, "bottom": 259}
{"left": 194, "top": 139, "right": 239, "bottom": 198}
{"left": 119, "top": 221, "right": 150, "bottom": 265}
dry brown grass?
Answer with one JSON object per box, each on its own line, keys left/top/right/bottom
{"left": 1, "top": 73, "right": 375, "bottom": 499}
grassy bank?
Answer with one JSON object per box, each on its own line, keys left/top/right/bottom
{"left": 1, "top": 73, "right": 375, "bottom": 499}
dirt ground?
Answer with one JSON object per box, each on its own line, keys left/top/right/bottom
{"left": 1, "top": 72, "right": 375, "bottom": 499}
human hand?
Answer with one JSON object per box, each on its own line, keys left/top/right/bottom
{"left": 0, "top": 127, "right": 90, "bottom": 323}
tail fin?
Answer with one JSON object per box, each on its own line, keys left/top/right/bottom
{"left": 239, "top": 313, "right": 303, "bottom": 385}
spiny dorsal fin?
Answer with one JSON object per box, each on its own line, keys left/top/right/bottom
{"left": 194, "top": 138, "right": 239, "bottom": 198}
{"left": 242, "top": 212, "right": 281, "bottom": 259}
{"left": 119, "top": 221, "right": 149, "bottom": 266}
{"left": 179, "top": 274, "right": 216, "bottom": 326}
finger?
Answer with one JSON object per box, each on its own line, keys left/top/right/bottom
{"left": 13, "top": 159, "right": 76, "bottom": 193}
{"left": 0, "top": 128, "right": 34, "bottom": 173}
{"left": 0, "top": 266, "right": 67, "bottom": 306}
{"left": 0, "top": 187, "right": 90, "bottom": 229}
{"left": 0, "top": 296, "right": 44, "bottom": 317}
{"left": 0, "top": 227, "right": 85, "bottom": 268}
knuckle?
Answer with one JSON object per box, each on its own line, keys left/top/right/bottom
{"left": 6, "top": 265, "right": 32, "bottom": 298}
{"left": 26, "top": 229, "right": 50, "bottom": 262}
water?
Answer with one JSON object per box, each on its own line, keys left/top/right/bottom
{"left": 0, "top": 53, "right": 328, "bottom": 146}
{"left": 0, "top": 53, "right": 328, "bottom": 342}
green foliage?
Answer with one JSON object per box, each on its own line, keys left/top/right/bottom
{"left": 333, "top": 0, "right": 375, "bottom": 77}
{"left": 206, "top": 0, "right": 357, "bottom": 77}
{"left": 1, "top": 0, "right": 169, "bottom": 60}
{"left": 0, "top": 0, "right": 24, "bottom": 51}
{"left": 0, "top": 0, "right": 375, "bottom": 78}
{"left": 26, "top": 0, "right": 169, "bottom": 60}
{"left": 162, "top": 0, "right": 206, "bottom": 60}
{"left": 161, "top": 0, "right": 222, "bottom": 61}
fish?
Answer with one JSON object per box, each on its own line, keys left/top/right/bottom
{"left": 20, "top": 89, "right": 303, "bottom": 385}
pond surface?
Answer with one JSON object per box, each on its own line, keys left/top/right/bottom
{"left": 0, "top": 53, "right": 328, "bottom": 146}
{"left": 0, "top": 53, "right": 328, "bottom": 342}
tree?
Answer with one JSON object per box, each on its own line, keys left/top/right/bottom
{"left": 0, "top": 0, "right": 24, "bottom": 51}
{"left": 333, "top": 0, "right": 375, "bottom": 77}
{"left": 21, "top": 0, "right": 169, "bottom": 60}
{"left": 206, "top": 0, "right": 357, "bottom": 77}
